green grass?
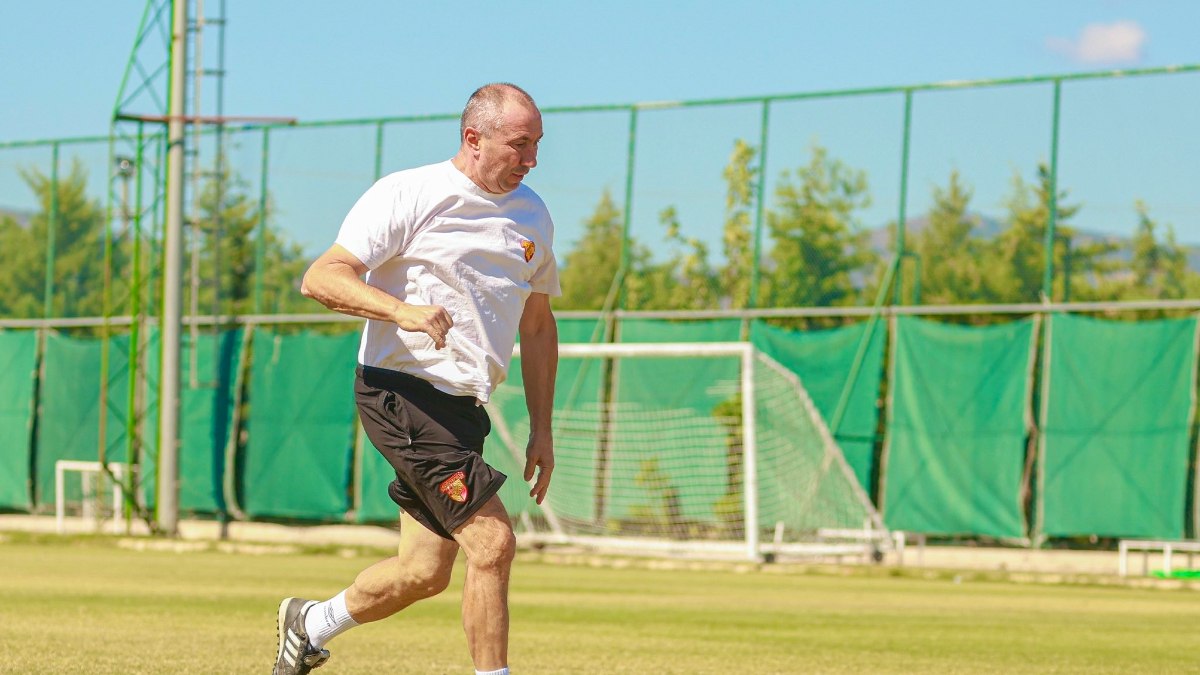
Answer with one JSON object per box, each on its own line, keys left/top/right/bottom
{"left": 3, "top": 535, "right": 1199, "bottom": 674}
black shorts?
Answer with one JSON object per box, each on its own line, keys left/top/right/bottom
{"left": 355, "top": 365, "right": 506, "bottom": 540}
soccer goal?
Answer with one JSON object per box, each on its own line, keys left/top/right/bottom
{"left": 490, "top": 342, "right": 888, "bottom": 562}
{"left": 54, "top": 460, "right": 135, "bottom": 535}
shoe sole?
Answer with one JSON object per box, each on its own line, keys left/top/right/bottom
{"left": 275, "top": 597, "right": 296, "bottom": 673}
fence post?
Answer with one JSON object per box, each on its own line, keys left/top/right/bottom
{"left": 1043, "top": 79, "right": 1062, "bottom": 302}
{"left": 43, "top": 143, "right": 60, "bottom": 318}
{"left": 748, "top": 99, "right": 770, "bottom": 312}
{"left": 894, "top": 89, "right": 913, "bottom": 306}
{"left": 618, "top": 107, "right": 639, "bottom": 311}
{"left": 253, "top": 127, "right": 270, "bottom": 314}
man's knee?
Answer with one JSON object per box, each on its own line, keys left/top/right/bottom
{"left": 400, "top": 556, "right": 455, "bottom": 599}
{"left": 454, "top": 497, "right": 517, "bottom": 572}
{"left": 465, "top": 525, "right": 516, "bottom": 572}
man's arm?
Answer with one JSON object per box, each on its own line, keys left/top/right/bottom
{"left": 301, "top": 243, "right": 452, "bottom": 349}
{"left": 518, "top": 292, "right": 558, "bottom": 504}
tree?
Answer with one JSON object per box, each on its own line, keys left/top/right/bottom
{"left": 0, "top": 161, "right": 112, "bottom": 319}
{"left": 911, "top": 170, "right": 988, "bottom": 306}
{"left": 1125, "top": 200, "right": 1194, "bottom": 301}
{"left": 763, "top": 143, "right": 876, "bottom": 314}
{"left": 187, "top": 169, "right": 310, "bottom": 316}
{"left": 982, "top": 164, "right": 1117, "bottom": 303}
{"left": 721, "top": 139, "right": 758, "bottom": 309}
{"left": 628, "top": 206, "right": 719, "bottom": 311}
{"left": 555, "top": 189, "right": 630, "bottom": 311}
{"left": 0, "top": 160, "right": 311, "bottom": 321}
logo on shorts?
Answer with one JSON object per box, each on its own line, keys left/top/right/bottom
{"left": 439, "top": 471, "right": 469, "bottom": 503}
{"left": 521, "top": 239, "right": 535, "bottom": 263}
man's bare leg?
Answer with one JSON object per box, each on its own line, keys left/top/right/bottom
{"left": 343, "top": 510, "right": 461, "bottom": 622}
{"left": 286, "top": 511, "right": 460, "bottom": 674}
{"left": 452, "top": 496, "right": 516, "bottom": 671}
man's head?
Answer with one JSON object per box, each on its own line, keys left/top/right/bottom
{"left": 454, "top": 83, "right": 542, "bottom": 194}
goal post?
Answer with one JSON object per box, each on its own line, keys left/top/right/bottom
{"left": 494, "top": 341, "right": 887, "bottom": 562}
{"left": 54, "top": 460, "right": 135, "bottom": 535}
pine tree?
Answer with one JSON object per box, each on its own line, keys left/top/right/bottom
{"left": 1125, "top": 200, "right": 1194, "bottom": 300}
{"left": 556, "top": 189, "right": 633, "bottom": 310}
{"left": 764, "top": 143, "right": 875, "bottom": 314}
{"left": 0, "top": 161, "right": 110, "bottom": 318}
{"left": 721, "top": 139, "right": 757, "bottom": 309}
{"left": 913, "top": 170, "right": 987, "bottom": 305}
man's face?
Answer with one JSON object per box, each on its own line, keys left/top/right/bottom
{"left": 471, "top": 101, "right": 542, "bottom": 194}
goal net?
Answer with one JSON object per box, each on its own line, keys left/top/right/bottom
{"left": 487, "top": 342, "right": 887, "bottom": 562}
{"left": 54, "top": 460, "right": 135, "bottom": 534}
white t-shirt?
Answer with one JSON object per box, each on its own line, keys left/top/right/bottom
{"left": 335, "top": 160, "right": 560, "bottom": 402}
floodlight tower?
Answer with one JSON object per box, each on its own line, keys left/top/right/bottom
{"left": 108, "top": 0, "right": 295, "bottom": 535}
{"left": 104, "top": 0, "right": 179, "bottom": 535}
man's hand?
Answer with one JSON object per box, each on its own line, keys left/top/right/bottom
{"left": 523, "top": 433, "right": 554, "bottom": 505}
{"left": 395, "top": 304, "right": 453, "bottom": 350}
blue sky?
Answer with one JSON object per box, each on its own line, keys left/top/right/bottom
{"left": 2, "top": 1, "right": 1199, "bottom": 256}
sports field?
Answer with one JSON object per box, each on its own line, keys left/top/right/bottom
{"left": 3, "top": 534, "right": 1198, "bottom": 674}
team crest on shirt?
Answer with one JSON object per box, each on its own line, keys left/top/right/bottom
{"left": 439, "top": 471, "right": 469, "bottom": 503}
{"left": 521, "top": 239, "right": 535, "bottom": 262}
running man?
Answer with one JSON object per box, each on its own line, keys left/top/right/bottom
{"left": 274, "top": 82, "right": 558, "bottom": 675}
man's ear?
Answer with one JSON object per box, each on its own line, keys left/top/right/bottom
{"left": 463, "top": 126, "right": 482, "bottom": 151}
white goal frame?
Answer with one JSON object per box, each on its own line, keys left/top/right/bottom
{"left": 505, "top": 341, "right": 888, "bottom": 562}
{"left": 54, "top": 460, "right": 134, "bottom": 535}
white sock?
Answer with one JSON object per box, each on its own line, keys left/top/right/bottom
{"left": 475, "top": 668, "right": 509, "bottom": 675}
{"left": 304, "top": 590, "right": 359, "bottom": 649}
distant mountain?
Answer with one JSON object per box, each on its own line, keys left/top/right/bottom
{"left": 867, "top": 212, "right": 1200, "bottom": 274}
{"left": 0, "top": 206, "right": 33, "bottom": 228}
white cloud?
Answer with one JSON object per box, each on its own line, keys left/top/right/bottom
{"left": 1047, "top": 20, "right": 1147, "bottom": 64}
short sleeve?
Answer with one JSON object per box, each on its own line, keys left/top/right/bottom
{"left": 334, "top": 178, "right": 409, "bottom": 270}
{"left": 530, "top": 236, "right": 562, "bottom": 297}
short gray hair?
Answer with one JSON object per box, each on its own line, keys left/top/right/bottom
{"left": 460, "top": 83, "right": 537, "bottom": 138}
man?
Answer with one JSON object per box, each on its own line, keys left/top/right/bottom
{"left": 274, "top": 83, "right": 558, "bottom": 675}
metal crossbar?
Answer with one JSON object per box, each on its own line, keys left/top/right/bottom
{"left": 1117, "top": 539, "right": 1200, "bottom": 577}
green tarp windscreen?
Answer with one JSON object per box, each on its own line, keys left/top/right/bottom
{"left": 180, "top": 330, "right": 244, "bottom": 513}
{"left": 36, "top": 333, "right": 136, "bottom": 507}
{"left": 241, "top": 328, "right": 359, "bottom": 520}
{"left": 0, "top": 330, "right": 38, "bottom": 510}
{"left": 882, "top": 317, "right": 1035, "bottom": 538}
{"left": 140, "top": 329, "right": 243, "bottom": 514}
{"left": 750, "top": 320, "right": 885, "bottom": 494}
{"left": 1039, "top": 314, "right": 1197, "bottom": 539}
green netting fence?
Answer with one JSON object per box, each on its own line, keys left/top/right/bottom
{"left": 0, "top": 330, "right": 37, "bottom": 510}
{"left": 4, "top": 312, "right": 1200, "bottom": 541}
{"left": 881, "top": 316, "right": 1036, "bottom": 539}
{"left": 139, "top": 328, "right": 244, "bottom": 514}
{"left": 239, "top": 328, "right": 359, "bottom": 520}
{"left": 36, "top": 332, "right": 137, "bottom": 506}
{"left": 749, "top": 320, "right": 885, "bottom": 492}
{"left": 1037, "top": 314, "right": 1198, "bottom": 540}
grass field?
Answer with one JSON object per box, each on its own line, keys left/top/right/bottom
{"left": 2, "top": 534, "right": 1199, "bottom": 674}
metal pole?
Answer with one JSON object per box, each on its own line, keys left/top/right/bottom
{"left": 374, "top": 121, "right": 385, "bottom": 180}
{"left": 617, "top": 107, "right": 638, "bottom": 310}
{"left": 894, "top": 90, "right": 913, "bottom": 305}
{"left": 43, "top": 143, "right": 59, "bottom": 318}
{"left": 253, "top": 127, "right": 270, "bottom": 314}
{"left": 1043, "top": 80, "right": 1062, "bottom": 302}
{"left": 747, "top": 100, "right": 770, "bottom": 311}
{"left": 741, "top": 344, "right": 760, "bottom": 562}
{"left": 158, "top": 0, "right": 188, "bottom": 536}
{"left": 125, "top": 123, "right": 145, "bottom": 503}
{"left": 829, "top": 255, "right": 898, "bottom": 436}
